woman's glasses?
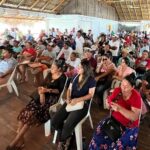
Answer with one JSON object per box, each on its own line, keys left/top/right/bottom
{"left": 103, "top": 58, "right": 107, "bottom": 61}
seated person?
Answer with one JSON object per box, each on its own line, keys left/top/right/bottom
{"left": 117, "top": 49, "right": 131, "bottom": 66}
{"left": 65, "top": 52, "right": 81, "bottom": 77}
{"left": 12, "top": 40, "right": 22, "bottom": 58}
{"left": 6, "top": 60, "right": 67, "bottom": 150}
{"left": 112, "top": 57, "right": 135, "bottom": 89}
{"left": 139, "top": 70, "right": 150, "bottom": 112}
{"left": 56, "top": 41, "right": 73, "bottom": 61}
{"left": 28, "top": 42, "right": 57, "bottom": 85}
{"left": 128, "top": 51, "right": 136, "bottom": 68}
{"left": 135, "top": 50, "right": 150, "bottom": 76}
{"left": 17, "top": 42, "right": 37, "bottom": 83}
{"left": 52, "top": 59, "right": 96, "bottom": 150}
{"left": 0, "top": 46, "right": 17, "bottom": 84}
{"left": 95, "top": 52, "right": 116, "bottom": 105}
{"left": 37, "top": 42, "right": 56, "bottom": 65}
{"left": 89, "top": 73, "right": 142, "bottom": 150}
{"left": 84, "top": 48, "right": 97, "bottom": 71}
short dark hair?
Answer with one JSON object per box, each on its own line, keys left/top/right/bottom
{"left": 102, "top": 51, "right": 112, "bottom": 60}
{"left": 143, "top": 50, "right": 149, "bottom": 54}
{"left": 64, "top": 41, "right": 70, "bottom": 47}
{"left": 124, "top": 72, "right": 136, "bottom": 87}
{"left": 4, "top": 45, "right": 14, "bottom": 54}
{"left": 122, "top": 57, "right": 130, "bottom": 66}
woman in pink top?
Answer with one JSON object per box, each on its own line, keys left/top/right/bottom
{"left": 112, "top": 57, "right": 135, "bottom": 88}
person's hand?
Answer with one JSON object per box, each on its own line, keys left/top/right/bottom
{"left": 40, "top": 94, "right": 45, "bottom": 106}
{"left": 38, "top": 87, "right": 48, "bottom": 94}
{"left": 113, "top": 75, "right": 117, "bottom": 79}
{"left": 35, "top": 58, "right": 40, "bottom": 62}
{"left": 110, "top": 102, "right": 121, "bottom": 112}
{"left": 70, "top": 98, "right": 79, "bottom": 105}
{"left": 95, "top": 76, "right": 99, "bottom": 82}
{"left": 66, "top": 99, "right": 71, "bottom": 104}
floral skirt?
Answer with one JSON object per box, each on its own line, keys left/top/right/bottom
{"left": 17, "top": 95, "right": 59, "bottom": 126}
{"left": 89, "top": 117, "right": 139, "bottom": 150}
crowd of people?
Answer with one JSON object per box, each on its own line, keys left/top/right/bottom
{"left": 0, "top": 27, "right": 150, "bottom": 150}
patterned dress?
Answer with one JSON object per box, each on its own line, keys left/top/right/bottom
{"left": 89, "top": 117, "right": 139, "bottom": 150}
{"left": 17, "top": 73, "right": 66, "bottom": 126}
{"left": 89, "top": 87, "right": 141, "bottom": 150}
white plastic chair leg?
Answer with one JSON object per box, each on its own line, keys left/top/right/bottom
{"left": 53, "top": 130, "right": 58, "bottom": 144}
{"left": 75, "top": 124, "right": 83, "bottom": 150}
{"left": 89, "top": 115, "right": 94, "bottom": 129}
{"left": 44, "top": 120, "right": 51, "bottom": 137}
{"left": 11, "top": 80, "right": 19, "bottom": 96}
{"left": 7, "top": 84, "right": 13, "bottom": 93}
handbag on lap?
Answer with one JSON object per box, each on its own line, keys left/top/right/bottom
{"left": 66, "top": 101, "right": 84, "bottom": 112}
{"left": 102, "top": 92, "right": 126, "bottom": 141}
{"left": 66, "top": 75, "right": 85, "bottom": 112}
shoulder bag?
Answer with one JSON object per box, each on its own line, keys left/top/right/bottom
{"left": 102, "top": 92, "right": 126, "bottom": 141}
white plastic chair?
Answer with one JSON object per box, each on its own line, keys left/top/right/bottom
{"left": 0, "top": 66, "right": 19, "bottom": 96}
{"left": 44, "top": 74, "right": 68, "bottom": 137}
{"left": 52, "top": 98, "right": 94, "bottom": 150}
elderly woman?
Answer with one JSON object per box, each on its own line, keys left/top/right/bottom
{"left": 89, "top": 73, "right": 142, "bottom": 149}
{"left": 6, "top": 60, "right": 66, "bottom": 150}
{"left": 112, "top": 57, "right": 135, "bottom": 89}
{"left": 52, "top": 59, "right": 96, "bottom": 150}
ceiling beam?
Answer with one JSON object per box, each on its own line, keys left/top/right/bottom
{"left": 139, "top": 0, "right": 144, "bottom": 20}
{"left": 132, "top": 0, "right": 138, "bottom": 20}
{"left": 51, "top": 0, "right": 65, "bottom": 12}
{"left": 119, "top": 2, "right": 127, "bottom": 20}
{"left": 146, "top": 0, "right": 150, "bottom": 20}
{"left": 17, "top": 0, "right": 25, "bottom": 8}
{"left": 30, "top": 0, "right": 40, "bottom": 9}
{"left": 125, "top": 0, "right": 132, "bottom": 20}
{"left": 114, "top": 5, "right": 121, "bottom": 20}
{"left": 41, "top": 0, "right": 52, "bottom": 11}
{"left": 0, "top": 0, "right": 6, "bottom": 5}
{"left": 58, "top": 0, "right": 72, "bottom": 13}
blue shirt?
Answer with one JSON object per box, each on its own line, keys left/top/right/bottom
{"left": 0, "top": 57, "right": 17, "bottom": 74}
{"left": 71, "top": 76, "right": 96, "bottom": 99}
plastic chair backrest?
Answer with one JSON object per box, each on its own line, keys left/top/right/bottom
{"left": 86, "top": 97, "right": 93, "bottom": 117}
{"left": 138, "top": 98, "right": 143, "bottom": 126}
{"left": 58, "top": 76, "right": 68, "bottom": 104}
{"left": 8, "top": 65, "right": 17, "bottom": 83}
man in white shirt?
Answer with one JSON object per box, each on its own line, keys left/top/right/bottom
{"left": 66, "top": 52, "right": 81, "bottom": 68}
{"left": 57, "top": 41, "right": 73, "bottom": 61}
{"left": 65, "top": 52, "right": 81, "bottom": 77}
{"left": 109, "top": 35, "right": 120, "bottom": 65}
{"left": 75, "top": 30, "right": 85, "bottom": 57}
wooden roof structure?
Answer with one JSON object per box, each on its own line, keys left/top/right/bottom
{"left": 0, "top": 0, "right": 150, "bottom": 21}
{"left": 0, "top": 0, "right": 71, "bottom": 14}
{"left": 100, "top": 0, "right": 150, "bottom": 21}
